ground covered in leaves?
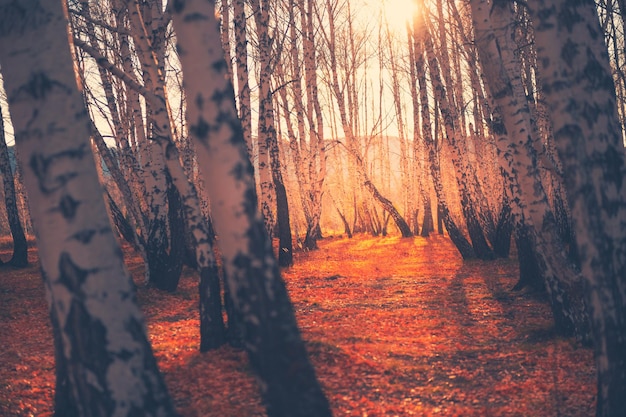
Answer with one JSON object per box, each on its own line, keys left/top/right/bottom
{"left": 1, "top": 234, "right": 596, "bottom": 416}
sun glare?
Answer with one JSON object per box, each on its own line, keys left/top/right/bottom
{"left": 380, "top": 0, "right": 418, "bottom": 33}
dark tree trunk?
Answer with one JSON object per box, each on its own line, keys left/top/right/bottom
{"left": 493, "top": 199, "right": 513, "bottom": 258}
{"left": 199, "top": 264, "right": 226, "bottom": 351}
{"left": 411, "top": 209, "right": 420, "bottom": 236}
{"left": 303, "top": 231, "right": 318, "bottom": 250}
{"left": 440, "top": 204, "right": 476, "bottom": 259}
{"left": 274, "top": 180, "right": 293, "bottom": 267}
{"left": 512, "top": 225, "right": 545, "bottom": 292}
{"left": 362, "top": 179, "right": 413, "bottom": 237}
{"left": 198, "top": 214, "right": 225, "bottom": 350}
{"left": 437, "top": 202, "right": 445, "bottom": 234}
{"left": 553, "top": 188, "right": 580, "bottom": 266}
{"left": 224, "top": 274, "right": 245, "bottom": 348}
{"left": 0, "top": 1, "right": 178, "bottom": 412}
{"left": 50, "top": 306, "right": 79, "bottom": 417}
{"left": 0, "top": 103, "right": 28, "bottom": 267}
{"left": 146, "top": 176, "right": 184, "bottom": 292}
{"left": 530, "top": 1, "right": 626, "bottom": 412}
{"left": 420, "top": 196, "right": 434, "bottom": 237}
{"left": 335, "top": 206, "right": 352, "bottom": 238}
{"left": 303, "top": 223, "right": 322, "bottom": 250}
{"left": 172, "top": 2, "right": 333, "bottom": 413}
{"left": 106, "top": 191, "right": 139, "bottom": 251}
{"left": 463, "top": 200, "right": 495, "bottom": 260}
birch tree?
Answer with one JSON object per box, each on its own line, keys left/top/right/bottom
{"left": 469, "top": 0, "right": 589, "bottom": 339}
{"left": 249, "top": 0, "right": 294, "bottom": 266}
{"left": 409, "top": 6, "right": 474, "bottom": 258}
{"left": 529, "top": 0, "right": 626, "bottom": 414}
{"left": 0, "top": 99, "right": 27, "bottom": 267}
{"left": 170, "top": 0, "right": 332, "bottom": 415}
{"left": 0, "top": 1, "right": 177, "bottom": 415}
{"left": 233, "top": 0, "right": 253, "bottom": 155}
{"left": 419, "top": 0, "right": 494, "bottom": 259}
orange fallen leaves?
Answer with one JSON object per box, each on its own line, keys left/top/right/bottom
{"left": 0, "top": 234, "right": 596, "bottom": 416}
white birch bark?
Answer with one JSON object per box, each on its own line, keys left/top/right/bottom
{"left": 0, "top": 100, "right": 27, "bottom": 266}
{"left": 469, "top": 0, "right": 589, "bottom": 337}
{"left": 418, "top": 0, "right": 494, "bottom": 259}
{"left": 233, "top": 0, "right": 253, "bottom": 156}
{"left": 0, "top": 1, "right": 176, "bottom": 415}
{"left": 529, "top": 0, "right": 626, "bottom": 414}
{"left": 410, "top": 11, "right": 474, "bottom": 257}
{"left": 170, "top": 1, "right": 331, "bottom": 414}
{"left": 248, "top": 0, "right": 275, "bottom": 239}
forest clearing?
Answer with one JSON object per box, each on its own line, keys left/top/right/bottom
{"left": 0, "top": 235, "right": 596, "bottom": 416}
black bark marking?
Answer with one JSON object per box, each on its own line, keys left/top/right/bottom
{"left": 560, "top": 39, "right": 579, "bottom": 68}
{"left": 583, "top": 53, "right": 613, "bottom": 90}
{"left": 228, "top": 117, "right": 246, "bottom": 146}
{"left": 243, "top": 188, "right": 259, "bottom": 218}
{"left": 116, "top": 349, "right": 134, "bottom": 361}
{"left": 64, "top": 300, "right": 114, "bottom": 416}
{"left": 183, "top": 12, "right": 209, "bottom": 22}
{"left": 603, "top": 147, "right": 624, "bottom": 189}
{"left": 233, "top": 252, "right": 252, "bottom": 270}
{"left": 58, "top": 194, "right": 80, "bottom": 219}
{"left": 125, "top": 316, "right": 147, "bottom": 343}
{"left": 211, "top": 60, "right": 229, "bottom": 74}
{"left": 164, "top": 141, "right": 177, "bottom": 160}
{"left": 58, "top": 252, "right": 97, "bottom": 297}
{"left": 556, "top": 5, "right": 583, "bottom": 33}
{"left": 190, "top": 116, "right": 211, "bottom": 140}
{"left": 22, "top": 72, "right": 70, "bottom": 100}
{"left": 195, "top": 93, "right": 204, "bottom": 111}
{"left": 30, "top": 144, "right": 88, "bottom": 194}
{"left": 172, "top": 0, "right": 185, "bottom": 13}
{"left": 71, "top": 229, "right": 97, "bottom": 244}
{"left": 230, "top": 161, "right": 247, "bottom": 181}
{"left": 0, "top": 1, "right": 52, "bottom": 37}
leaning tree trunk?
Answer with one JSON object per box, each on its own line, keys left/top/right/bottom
{"left": 410, "top": 15, "right": 474, "bottom": 258}
{"left": 0, "top": 2, "right": 177, "bottom": 416}
{"left": 170, "top": 2, "right": 332, "bottom": 416}
{"left": 75, "top": 19, "right": 227, "bottom": 345}
{"left": 470, "top": 0, "right": 590, "bottom": 340}
{"left": 419, "top": 1, "right": 494, "bottom": 260}
{"left": 0, "top": 101, "right": 27, "bottom": 267}
{"left": 530, "top": 1, "right": 626, "bottom": 415}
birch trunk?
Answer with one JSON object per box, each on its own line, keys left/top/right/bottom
{"left": 0, "top": 101, "right": 28, "bottom": 267}
{"left": 419, "top": 1, "right": 494, "bottom": 260}
{"left": 251, "top": 0, "right": 275, "bottom": 239}
{"left": 299, "top": 0, "right": 326, "bottom": 249}
{"left": 469, "top": 0, "right": 589, "bottom": 338}
{"left": 251, "top": 0, "right": 293, "bottom": 266}
{"left": 233, "top": 0, "right": 253, "bottom": 156}
{"left": 170, "top": 1, "right": 332, "bottom": 415}
{"left": 530, "top": 0, "right": 626, "bottom": 414}
{"left": 0, "top": 1, "right": 176, "bottom": 415}
{"left": 410, "top": 11, "right": 474, "bottom": 258}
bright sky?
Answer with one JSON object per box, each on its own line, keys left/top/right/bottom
{"left": 377, "top": 0, "right": 418, "bottom": 33}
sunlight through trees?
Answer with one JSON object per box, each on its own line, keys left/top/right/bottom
{"left": 0, "top": 0, "right": 624, "bottom": 415}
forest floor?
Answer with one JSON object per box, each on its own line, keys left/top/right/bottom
{"left": 0, "top": 234, "right": 596, "bottom": 416}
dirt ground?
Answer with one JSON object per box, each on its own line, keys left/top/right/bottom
{"left": 0, "top": 234, "right": 596, "bottom": 416}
